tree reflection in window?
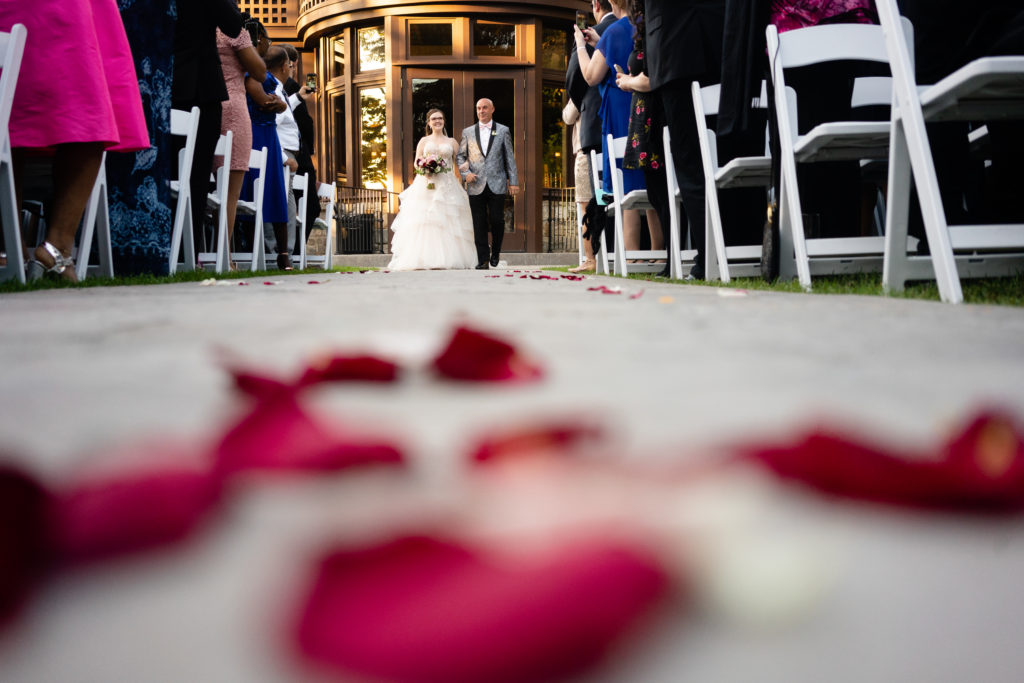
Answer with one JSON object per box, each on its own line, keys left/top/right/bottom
{"left": 358, "top": 25, "right": 385, "bottom": 71}
{"left": 473, "top": 21, "right": 515, "bottom": 57}
{"left": 541, "top": 28, "right": 570, "bottom": 71}
{"left": 360, "top": 87, "right": 387, "bottom": 189}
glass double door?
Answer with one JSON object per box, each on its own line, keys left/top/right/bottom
{"left": 402, "top": 69, "right": 527, "bottom": 251}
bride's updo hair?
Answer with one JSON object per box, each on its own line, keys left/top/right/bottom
{"left": 425, "top": 108, "right": 446, "bottom": 136}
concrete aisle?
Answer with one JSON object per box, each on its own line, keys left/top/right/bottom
{"left": 2, "top": 269, "right": 1024, "bottom": 682}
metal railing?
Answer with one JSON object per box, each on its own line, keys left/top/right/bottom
{"left": 334, "top": 186, "right": 399, "bottom": 255}
{"left": 543, "top": 187, "right": 578, "bottom": 253}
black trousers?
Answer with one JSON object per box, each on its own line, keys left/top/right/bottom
{"left": 187, "top": 101, "right": 222, "bottom": 252}
{"left": 659, "top": 79, "right": 707, "bottom": 270}
{"left": 469, "top": 186, "right": 505, "bottom": 264}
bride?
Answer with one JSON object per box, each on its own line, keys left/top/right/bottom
{"left": 387, "top": 109, "right": 478, "bottom": 270}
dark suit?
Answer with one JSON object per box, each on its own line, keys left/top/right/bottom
{"left": 284, "top": 77, "right": 319, "bottom": 247}
{"left": 646, "top": 0, "right": 726, "bottom": 274}
{"left": 899, "top": 0, "right": 1024, "bottom": 225}
{"left": 172, "top": 0, "right": 242, "bottom": 251}
{"left": 566, "top": 13, "right": 616, "bottom": 153}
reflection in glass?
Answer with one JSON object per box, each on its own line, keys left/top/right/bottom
{"left": 358, "top": 25, "right": 386, "bottom": 71}
{"left": 542, "top": 86, "right": 567, "bottom": 187}
{"left": 331, "top": 35, "right": 345, "bottom": 79}
{"left": 412, "top": 78, "right": 454, "bottom": 145}
{"left": 333, "top": 93, "right": 347, "bottom": 178}
{"left": 541, "top": 28, "right": 570, "bottom": 71}
{"left": 473, "top": 21, "right": 516, "bottom": 58}
{"left": 410, "top": 23, "right": 453, "bottom": 57}
{"left": 360, "top": 87, "right": 387, "bottom": 189}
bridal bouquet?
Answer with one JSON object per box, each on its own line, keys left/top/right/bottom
{"left": 414, "top": 154, "right": 451, "bottom": 190}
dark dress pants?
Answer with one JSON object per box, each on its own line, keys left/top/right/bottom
{"left": 659, "top": 78, "right": 707, "bottom": 272}
{"left": 469, "top": 186, "right": 505, "bottom": 264}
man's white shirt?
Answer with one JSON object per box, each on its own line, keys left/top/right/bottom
{"left": 273, "top": 77, "right": 302, "bottom": 162}
{"left": 479, "top": 121, "right": 493, "bottom": 155}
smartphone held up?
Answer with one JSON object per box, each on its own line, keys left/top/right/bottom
{"left": 305, "top": 73, "right": 317, "bottom": 91}
{"left": 576, "top": 10, "right": 587, "bottom": 32}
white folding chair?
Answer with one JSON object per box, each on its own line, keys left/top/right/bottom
{"left": 586, "top": 149, "right": 610, "bottom": 274}
{"left": 74, "top": 152, "right": 114, "bottom": 281}
{"left": 234, "top": 146, "right": 268, "bottom": 272}
{"left": 876, "top": 0, "right": 1024, "bottom": 304}
{"left": 167, "top": 106, "right": 200, "bottom": 275}
{"left": 197, "top": 130, "right": 233, "bottom": 273}
{"left": 0, "top": 23, "right": 27, "bottom": 283}
{"left": 692, "top": 82, "right": 771, "bottom": 282}
{"left": 662, "top": 126, "right": 699, "bottom": 279}
{"left": 605, "top": 133, "right": 664, "bottom": 276}
{"left": 291, "top": 171, "right": 309, "bottom": 270}
{"left": 305, "top": 181, "right": 336, "bottom": 270}
{"left": 767, "top": 21, "right": 914, "bottom": 290}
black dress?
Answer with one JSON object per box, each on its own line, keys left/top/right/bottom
{"left": 622, "top": 47, "right": 664, "bottom": 173}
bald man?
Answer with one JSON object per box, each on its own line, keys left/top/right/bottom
{"left": 456, "top": 98, "right": 519, "bottom": 269}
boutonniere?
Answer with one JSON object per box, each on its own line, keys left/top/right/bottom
{"left": 491, "top": 129, "right": 497, "bottom": 137}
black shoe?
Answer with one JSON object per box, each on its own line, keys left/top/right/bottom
{"left": 688, "top": 264, "right": 705, "bottom": 281}
{"left": 475, "top": 262, "right": 489, "bottom": 270}
{"left": 655, "top": 266, "right": 670, "bottom": 278}
{"left": 490, "top": 257, "right": 500, "bottom": 267}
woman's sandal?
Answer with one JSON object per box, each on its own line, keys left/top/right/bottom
{"left": 276, "top": 252, "right": 294, "bottom": 271}
{"left": 26, "top": 242, "right": 78, "bottom": 283}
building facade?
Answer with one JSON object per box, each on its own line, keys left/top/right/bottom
{"left": 239, "top": 0, "right": 587, "bottom": 252}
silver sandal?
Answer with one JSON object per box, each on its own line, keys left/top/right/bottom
{"left": 26, "top": 242, "right": 77, "bottom": 282}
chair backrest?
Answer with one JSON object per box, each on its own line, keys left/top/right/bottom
{"left": 169, "top": 107, "right": 201, "bottom": 191}
{"left": 0, "top": 24, "right": 27, "bottom": 136}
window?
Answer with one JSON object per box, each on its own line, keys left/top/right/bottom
{"left": 473, "top": 21, "right": 515, "bottom": 58}
{"left": 333, "top": 93, "right": 347, "bottom": 179}
{"left": 359, "top": 87, "right": 387, "bottom": 189}
{"left": 358, "top": 25, "right": 386, "bottom": 72}
{"left": 541, "top": 28, "right": 571, "bottom": 71}
{"left": 409, "top": 22, "right": 453, "bottom": 57}
{"left": 542, "top": 86, "right": 568, "bottom": 188}
{"left": 331, "top": 34, "right": 345, "bottom": 79}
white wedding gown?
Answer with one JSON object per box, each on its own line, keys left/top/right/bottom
{"left": 387, "top": 140, "right": 478, "bottom": 271}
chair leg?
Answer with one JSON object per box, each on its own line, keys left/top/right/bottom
{"left": 707, "top": 182, "right": 729, "bottom": 282}
{"left": 883, "top": 119, "right": 913, "bottom": 294}
{"left": 0, "top": 155, "right": 25, "bottom": 284}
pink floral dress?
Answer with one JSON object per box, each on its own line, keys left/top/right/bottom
{"left": 770, "top": 0, "right": 877, "bottom": 33}
{"left": 216, "top": 28, "right": 254, "bottom": 171}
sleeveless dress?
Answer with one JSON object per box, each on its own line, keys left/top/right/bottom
{"left": 216, "top": 28, "right": 253, "bottom": 172}
{"left": 596, "top": 16, "right": 646, "bottom": 196}
{"left": 0, "top": 0, "right": 148, "bottom": 151}
{"left": 387, "top": 140, "right": 478, "bottom": 270}
{"left": 240, "top": 73, "right": 288, "bottom": 223}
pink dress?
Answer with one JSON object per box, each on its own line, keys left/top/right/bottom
{"left": 217, "top": 28, "right": 254, "bottom": 172}
{"left": 0, "top": 0, "right": 148, "bottom": 151}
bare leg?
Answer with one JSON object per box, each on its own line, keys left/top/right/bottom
{"left": 568, "top": 200, "right": 596, "bottom": 273}
{"left": 30, "top": 143, "right": 104, "bottom": 281}
{"left": 624, "top": 209, "right": 642, "bottom": 262}
{"left": 646, "top": 208, "right": 664, "bottom": 258}
{"left": 226, "top": 170, "right": 246, "bottom": 269}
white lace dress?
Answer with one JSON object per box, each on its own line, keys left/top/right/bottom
{"left": 387, "top": 140, "right": 478, "bottom": 270}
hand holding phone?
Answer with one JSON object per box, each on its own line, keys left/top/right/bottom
{"left": 613, "top": 64, "right": 625, "bottom": 75}
{"left": 576, "top": 11, "right": 587, "bottom": 32}
{"left": 305, "top": 73, "right": 317, "bottom": 91}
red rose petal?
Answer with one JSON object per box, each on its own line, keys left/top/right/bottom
{"left": 629, "top": 289, "right": 645, "bottom": 300}
{"left": 297, "top": 355, "right": 400, "bottom": 388}
{"left": 0, "top": 465, "right": 50, "bottom": 628}
{"left": 471, "top": 423, "right": 604, "bottom": 464}
{"left": 749, "top": 411, "right": 1024, "bottom": 511}
{"left": 51, "top": 460, "right": 222, "bottom": 566}
{"left": 229, "top": 367, "right": 295, "bottom": 402}
{"left": 587, "top": 286, "right": 622, "bottom": 295}
{"left": 292, "top": 535, "right": 670, "bottom": 683}
{"left": 214, "top": 396, "right": 404, "bottom": 476}
{"left": 432, "top": 326, "right": 544, "bottom": 383}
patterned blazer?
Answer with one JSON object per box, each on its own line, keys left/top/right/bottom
{"left": 456, "top": 122, "right": 519, "bottom": 196}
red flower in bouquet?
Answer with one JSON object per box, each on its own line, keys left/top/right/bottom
{"left": 414, "top": 153, "right": 451, "bottom": 190}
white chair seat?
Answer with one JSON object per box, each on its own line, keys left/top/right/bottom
{"left": 793, "top": 121, "right": 891, "bottom": 162}
{"left": 714, "top": 156, "right": 772, "bottom": 188}
{"left": 919, "top": 57, "right": 1024, "bottom": 122}
{"left": 619, "top": 189, "right": 652, "bottom": 212}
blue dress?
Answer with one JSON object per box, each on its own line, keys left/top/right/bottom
{"left": 240, "top": 73, "right": 287, "bottom": 223}
{"left": 596, "top": 17, "right": 646, "bottom": 196}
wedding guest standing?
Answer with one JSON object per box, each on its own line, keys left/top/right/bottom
{"left": 1, "top": 0, "right": 148, "bottom": 281}
{"left": 575, "top": 0, "right": 663, "bottom": 264}
{"left": 645, "top": 0, "right": 726, "bottom": 279}
{"left": 566, "top": 1, "right": 617, "bottom": 158}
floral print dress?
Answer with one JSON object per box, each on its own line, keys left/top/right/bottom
{"left": 769, "top": 0, "right": 877, "bottom": 33}
{"left": 622, "top": 32, "right": 664, "bottom": 173}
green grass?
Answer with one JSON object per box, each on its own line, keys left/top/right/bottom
{"left": 0, "top": 265, "right": 374, "bottom": 295}
{"left": 545, "top": 267, "right": 1024, "bottom": 307}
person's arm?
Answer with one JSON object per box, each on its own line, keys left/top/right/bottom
{"left": 245, "top": 76, "right": 286, "bottom": 112}
{"left": 503, "top": 129, "right": 519, "bottom": 195}
{"left": 287, "top": 87, "right": 316, "bottom": 110}
{"left": 237, "top": 46, "right": 267, "bottom": 83}
{"left": 573, "top": 25, "right": 607, "bottom": 86}
{"left": 616, "top": 72, "right": 651, "bottom": 93}
{"left": 562, "top": 100, "right": 580, "bottom": 126}
{"left": 456, "top": 134, "right": 470, "bottom": 178}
